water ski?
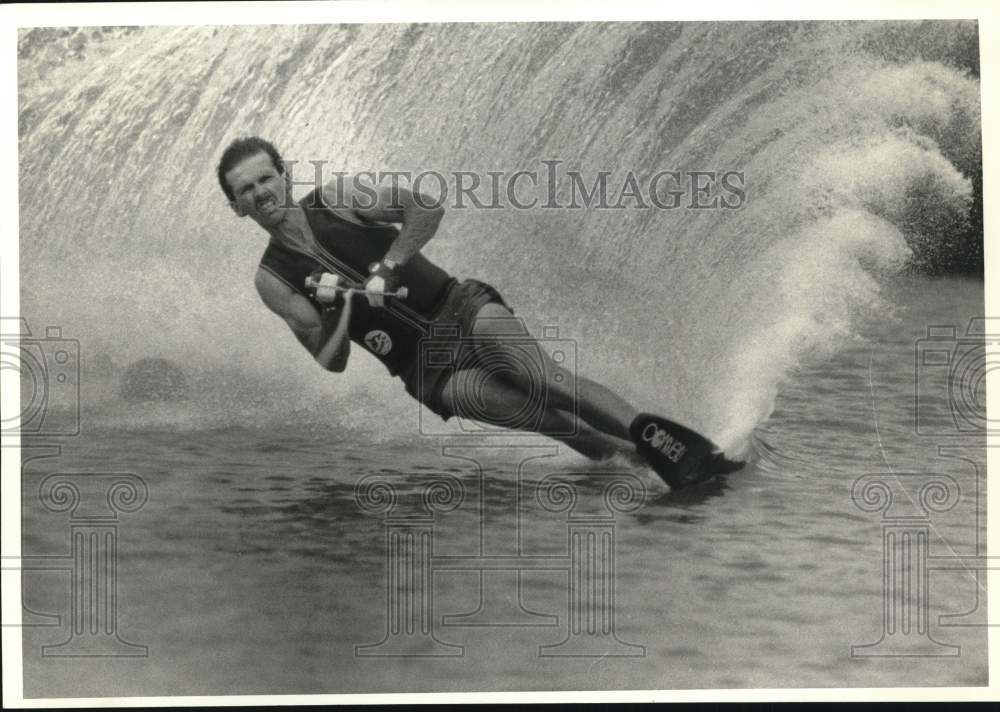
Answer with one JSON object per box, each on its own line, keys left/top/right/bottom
{"left": 629, "top": 413, "right": 745, "bottom": 489}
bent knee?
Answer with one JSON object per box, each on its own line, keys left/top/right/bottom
{"left": 441, "top": 368, "right": 539, "bottom": 425}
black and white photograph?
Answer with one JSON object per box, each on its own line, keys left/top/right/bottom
{"left": 2, "top": 0, "right": 996, "bottom": 705}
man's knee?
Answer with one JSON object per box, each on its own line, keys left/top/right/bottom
{"left": 442, "top": 368, "right": 544, "bottom": 428}
{"left": 473, "top": 337, "right": 576, "bottom": 403}
{"left": 443, "top": 369, "right": 510, "bottom": 417}
{"left": 466, "top": 301, "right": 579, "bottom": 405}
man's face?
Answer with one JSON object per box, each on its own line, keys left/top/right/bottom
{"left": 225, "top": 151, "right": 291, "bottom": 228}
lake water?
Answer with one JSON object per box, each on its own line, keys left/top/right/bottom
{"left": 20, "top": 275, "right": 987, "bottom": 695}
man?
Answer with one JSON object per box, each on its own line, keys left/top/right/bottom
{"left": 217, "top": 137, "right": 740, "bottom": 486}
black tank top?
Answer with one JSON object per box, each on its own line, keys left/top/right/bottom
{"left": 258, "top": 189, "right": 456, "bottom": 376}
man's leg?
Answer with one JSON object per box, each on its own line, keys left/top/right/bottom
{"left": 439, "top": 368, "right": 628, "bottom": 461}
{"left": 470, "top": 302, "right": 638, "bottom": 442}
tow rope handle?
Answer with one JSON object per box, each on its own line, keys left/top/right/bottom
{"left": 304, "top": 274, "right": 409, "bottom": 300}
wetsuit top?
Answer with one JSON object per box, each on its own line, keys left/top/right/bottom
{"left": 257, "top": 188, "right": 456, "bottom": 377}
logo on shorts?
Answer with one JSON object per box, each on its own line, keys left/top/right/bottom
{"left": 364, "top": 330, "right": 393, "bottom": 356}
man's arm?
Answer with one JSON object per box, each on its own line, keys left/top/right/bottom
{"left": 314, "top": 292, "right": 354, "bottom": 371}
{"left": 254, "top": 268, "right": 351, "bottom": 372}
{"left": 322, "top": 175, "right": 445, "bottom": 266}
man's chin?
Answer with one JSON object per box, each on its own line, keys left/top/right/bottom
{"left": 253, "top": 209, "right": 284, "bottom": 228}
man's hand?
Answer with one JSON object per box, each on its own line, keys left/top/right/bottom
{"left": 321, "top": 175, "right": 445, "bottom": 296}
{"left": 312, "top": 271, "right": 343, "bottom": 305}
{"left": 364, "top": 273, "right": 387, "bottom": 308}
{"left": 364, "top": 261, "right": 402, "bottom": 308}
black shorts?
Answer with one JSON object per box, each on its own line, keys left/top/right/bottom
{"left": 402, "top": 279, "right": 511, "bottom": 420}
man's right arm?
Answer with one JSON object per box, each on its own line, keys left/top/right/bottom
{"left": 254, "top": 268, "right": 351, "bottom": 372}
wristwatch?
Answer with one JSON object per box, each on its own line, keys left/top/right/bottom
{"left": 368, "top": 259, "right": 399, "bottom": 275}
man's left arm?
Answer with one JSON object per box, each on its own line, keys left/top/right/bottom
{"left": 368, "top": 182, "right": 445, "bottom": 266}
{"left": 323, "top": 177, "right": 445, "bottom": 306}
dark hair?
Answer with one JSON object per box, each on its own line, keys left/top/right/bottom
{"left": 216, "top": 136, "right": 285, "bottom": 202}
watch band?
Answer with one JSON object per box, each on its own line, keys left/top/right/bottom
{"left": 369, "top": 260, "right": 400, "bottom": 277}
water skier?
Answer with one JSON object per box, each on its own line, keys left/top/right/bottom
{"left": 218, "top": 137, "right": 741, "bottom": 487}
